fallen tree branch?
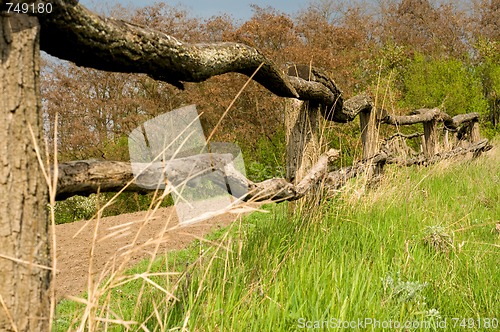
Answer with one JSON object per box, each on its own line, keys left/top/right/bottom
{"left": 383, "top": 132, "right": 423, "bottom": 141}
{"left": 56, "top": 153, "right": 234, "bottom": 200}
{"left": 325, "top": 138, "right": 492, "bottom": 190}
{"left": 55, "top": 149, "right": 341, "bottom": 202}
{"left": 56, "top": 160, "right": 147, "bottom": 200}
{"left": 386, "top": 138, "right": 492, "bottom": 166}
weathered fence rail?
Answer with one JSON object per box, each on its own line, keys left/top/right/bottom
{"left": 53, "top": 90, "right": 491, "bottom": 202}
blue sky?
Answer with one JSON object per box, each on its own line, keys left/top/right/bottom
{"left": 80, "top": 0, "right": 308, "bottom": 21}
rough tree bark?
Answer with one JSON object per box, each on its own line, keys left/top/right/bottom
{"left": 0, "top": 13, "right": 50, "bottom": 332}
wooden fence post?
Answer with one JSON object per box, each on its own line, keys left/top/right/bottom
{"left": 359, "top": 109, "right": 378, "bottom": 160}
{"left": 468, "top": 121, "right": 481, "bottom": 144}
{"left": 423, "top": 119, "right": 438, "bottom": 158}
{"left": 285, "top": 99, "right": 320, "bottom": 183}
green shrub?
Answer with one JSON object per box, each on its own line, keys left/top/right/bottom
{"left": 398, "top": 54, "right": 488, "bottom": 117}
{"left": 241, "top": 128, "right": 286, "bottom": 182}
{"left": 51, "top": 195, "right": 104, "bottom": 224}
{"left": 53, "top": 192, "right": 174, "bottom": 224}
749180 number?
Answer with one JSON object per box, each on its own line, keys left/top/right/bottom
{"left": 5, "top": 2, "right": 53, "bottom": 14}
{"left": 452, "top": 318, "right": 499, "bottom": 329}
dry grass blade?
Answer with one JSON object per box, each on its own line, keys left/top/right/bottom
{"left": 28, "top": 113, "right": 60, "bottom": 327}
{"left": 0, "top": 254, "right": 53, "bottom": 271}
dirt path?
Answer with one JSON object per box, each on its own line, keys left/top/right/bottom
{"left": 54, "top": 206, "right": 243, "bottom": 301}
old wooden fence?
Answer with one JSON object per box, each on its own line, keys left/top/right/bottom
{"left": 55, "top": 70, "right": 492, "bottom": 202}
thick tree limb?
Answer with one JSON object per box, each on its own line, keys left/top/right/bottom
{"left": 288, "top": 77, "right": 337, "bottom": 107}
{"left": 336, "top": 93, "right": 373, "bottom": 123}
{"left": 285, "top": 66, "right": 376, "bottom": 123}
{"left": 34, "top": 2, "right": 355, "bottom": 118}
{"left": 286, "top": 64, "right": 343, "bottom": 120}
{"left": 57, "top": 160, "right": 151, "bottom": 200}
{"left": 55, "top": 149, "right": 341, "bottom": 202}
{"left": 36, "top": 1, "right": 296, "bottom": 98}
{"left": 444, "top": 112, "right": 480, "bottom": 130}
{"left": 56, "top": 153, "right": 235, "bottom": 200}
{"left": 381, "top": 108, "right": 443, "bottom": 125}
{"left": 30, "top": 0, "right": 346, "bottom": 113}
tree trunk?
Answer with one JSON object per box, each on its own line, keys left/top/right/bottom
{"left": 285, "top": 100, "right": 320, "bottom": 183}
{"left": 0, "top": 14, "right": 50, "bottom": 331}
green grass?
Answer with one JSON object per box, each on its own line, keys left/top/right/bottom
{"left": 55, "top": 145, "right": 500, "bottom": 331}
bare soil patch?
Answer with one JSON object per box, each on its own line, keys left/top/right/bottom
{"left": 54, "top": 205, "right": 241, "bottom": 301}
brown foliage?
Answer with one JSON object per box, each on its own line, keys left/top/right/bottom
{"left": 379, "top": 0, "right": 470, "bottom": 58}
{"left": 474, "top": 0, "right": 500, "bottom": 41}
{"left": 41, "top": 0, "right": 495, "bottom": 163}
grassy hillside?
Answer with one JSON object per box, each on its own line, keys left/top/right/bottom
{"left": 56, "top": 144, "right": 499, "bottom": 331}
